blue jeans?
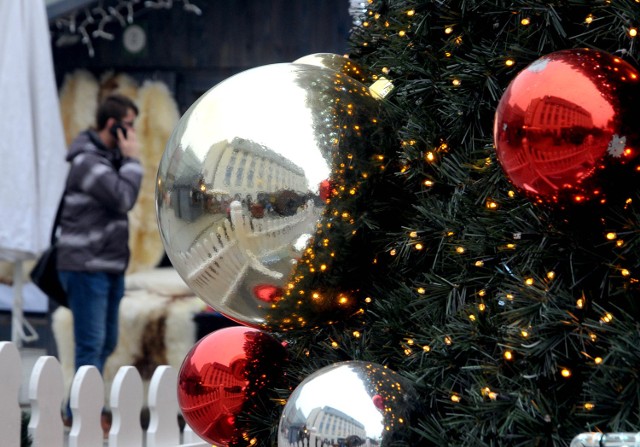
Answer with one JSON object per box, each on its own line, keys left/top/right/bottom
{"left": 58, "top": 271, "right": 124, "bottom": 375}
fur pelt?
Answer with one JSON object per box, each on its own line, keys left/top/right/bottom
{"left": 58, "top": 69, "right": 100, "bottom": 147}
{"left": 128, "top": 81, "right": 180, "bottom": 272}
{"left": 57, "top": 70, "right": 180, "bottom": 273}
{"left": 52, "top": 290, "right": 204, "bottom": 408}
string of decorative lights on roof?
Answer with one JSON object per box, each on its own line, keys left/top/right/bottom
{"left": 50, "top": 0, "right": 202, "bottom": 57}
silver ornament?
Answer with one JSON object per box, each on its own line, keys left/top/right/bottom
{"left": 156, "top": 62, "right": 380, "bottom": 326}
{"left": 278, "top": 361, "right": 417, "bottom": 446}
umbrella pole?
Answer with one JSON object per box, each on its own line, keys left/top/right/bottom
{"left": 11, "top": 261, "right": 39, "bottom": 348}
{"left": 11, "top": 261, "right": 24, "bottom": 348}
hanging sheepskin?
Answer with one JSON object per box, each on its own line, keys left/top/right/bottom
{"left": 57, "top": 69, "right": 180, "bottom": 273}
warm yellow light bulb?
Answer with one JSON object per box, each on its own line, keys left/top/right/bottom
{"left": 504, "top": 350, "right": 513, "bottom": 360}
{"left": 409, "top": 231, "right": 418, "bottom": 238}
{"left": 561, "top": 368, "right": 571, "bottom": 378}
{"left": 505, "top": 59, "right": 515, "bottom": 66}
{"left": 452, "top": 78, "right": 461, "bottom": 86}
{"left": 478, "top": 303, "right": 486, "bottom": 311}
{"left": 456, "top": 246, "right": 465, "bottom": 254}
{"left": 424, "top": 179, "right": 434, "bottom": 187}
{"left": 547, "top": 271, "right": 555, "bottom": 280}
{"left": 585, "top": 14, "right": 594, "bottom": 24}
{"left": 451, "top": 394, "right": 461, "bottom": 403}
{"left": 389, "top": 249, "right": 397, "bottom": 256}
{"left": 630, "top": 28, "right": 638, "bottom": 37}
{"left": 524, "top": 278, "right": 534, "bottom": 286}
{"left": 621, "top": 268, "right": 630, "bottom": 276}
{"left": 407, "top": 9, "right": 415, "bottom": 16}
{"left": 594, "top": 357, "right": 603, "bottom": 365}
{"left": 417, "top": 287, "right": 425, "bottom": 294}
{"left": 475, "top": 260, "right": 484, "bottom": 267}
{"left": 444, "top": 336, "right": 452, "bottom": 345}
{"left": 606, "top": 232, "right": 617, "bottom": 240}
{"left": 353, "top": 331, "right": 361, "bottom": 338}
{"left": 521, "top": 17, "right": 530, "bottom": 25}
{"left": 584, "top": 402, "right": 595, "bottom": 411}
{"left": 445, "top": 26, "right": 453, "bottom": 34}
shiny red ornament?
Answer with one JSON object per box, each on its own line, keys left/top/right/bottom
{"left": 494, "top": 48, "right": 640, "bottom": 206}
{"left": 177, "top": 326, "right": 286, "bottom": 446}
{"left": 372, "top": 393, "right": 385, "bottom": 410}
{"left": 319, "top": 179, "right": 333, "bottom": 201}
{"left": 252, "top": 284, "right": 283, "bottom": 303}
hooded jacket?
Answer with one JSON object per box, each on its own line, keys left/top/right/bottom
{"left": 56, "top": 130, "right": 143, "bottom": 273}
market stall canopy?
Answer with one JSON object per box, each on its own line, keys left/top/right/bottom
{"left": 0, "top": 0, "right": 68, "bottom": 343}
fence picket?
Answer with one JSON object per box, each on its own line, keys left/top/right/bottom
{"left": 147, "top": 365, "right": 180, "bottom": 447}
{"left": 0, "top": 342, "right": 22, "bottom": 447}
{"left": 0, "top": 342, "right": 211, "bottom": 446}
{"left": 28, "top": 356, "right": 64, "bottom": 447}
{"left": 69, "top": 365, "right": 104, "bottom": 447}
{"left": 110, "top": 366, "right": 144, "bottom": 446}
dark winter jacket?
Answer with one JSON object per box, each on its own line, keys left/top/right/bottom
{"left": 56, "top": 130, "right": 143, "bottom": 273}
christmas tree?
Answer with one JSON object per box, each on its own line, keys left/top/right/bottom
{"left": 252, "top": 1, "right": 640, "bottom": 446}
{"left": 166, "top": 1, "right": 640, "bottom": 446}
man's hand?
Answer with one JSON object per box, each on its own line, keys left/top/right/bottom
{"left": 117, "top": 127, "right": 140, "bottom": 159}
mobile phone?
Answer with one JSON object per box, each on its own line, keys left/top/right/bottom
{"left": 110, "top": 123, "right": 127, "bottom": 139}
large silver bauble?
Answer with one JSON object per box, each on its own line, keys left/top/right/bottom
{"left": 156, "top": 62, "right": 380, "bottom": 327}
{"left": 278, "top": 361, "right": 417, "bottom": 446}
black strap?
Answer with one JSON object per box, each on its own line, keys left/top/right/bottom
{"left": 49, "top": 193, "right": 65, "bottom": 245}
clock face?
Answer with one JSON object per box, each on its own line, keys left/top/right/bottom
{"left": 123, "top": 25, "right": 146, "bottom": 53}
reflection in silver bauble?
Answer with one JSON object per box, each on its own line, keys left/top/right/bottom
{"left": 156, "top": 63, "right": 381, "bottom": 327}
{"left": 278, "top": 361, "right": 417, "bottom": 446}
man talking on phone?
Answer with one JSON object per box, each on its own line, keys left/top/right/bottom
{"left": 56, "top": 93, "right": 142, "bottom": 428}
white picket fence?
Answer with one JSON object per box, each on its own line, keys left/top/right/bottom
{"left": 0, "top": 341, "right": 209, "bottom": 447}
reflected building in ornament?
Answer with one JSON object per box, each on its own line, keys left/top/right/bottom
{"left": 179, "top": 360, "right": 247, "bottom": 439}
{"left": 497, "top": 94, "right": 611, "bottom": 197}
{"left": 202, "top": 137, "right": 309, "bottom": 205}
{"left": 280, "top": 405, "right": 371, "bottom": 447}
{"left": 525, "top": 95, "right": 594, "bottom": 136}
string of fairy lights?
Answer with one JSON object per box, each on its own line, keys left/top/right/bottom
{"left": 333, "top": 1, "right": 640, "bottom": 419}
{"left": 50, "top": 0, "right": 202, "bottom": 57}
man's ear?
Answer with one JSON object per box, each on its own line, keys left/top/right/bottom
{"left": 105, "top": 117, "right": 117, "bottom": 130}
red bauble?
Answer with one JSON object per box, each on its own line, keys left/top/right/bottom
{"left": 494, "top": 48, "right": 640, "bottom": 206}
{"left": 177, "top": 326, "right": 286, "bottom": 445}
{"left": 252, "top": 284, "right": 283, "bottom": 303}
{"left": 372, "top": 393, "right": 385, "bottom": 410}
{"left": 319, "top": 178, "right": 333, "bottom": 201}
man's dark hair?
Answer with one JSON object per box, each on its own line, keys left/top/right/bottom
{"left": 95, "top": 94, "right": 139, "bottom": 130}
